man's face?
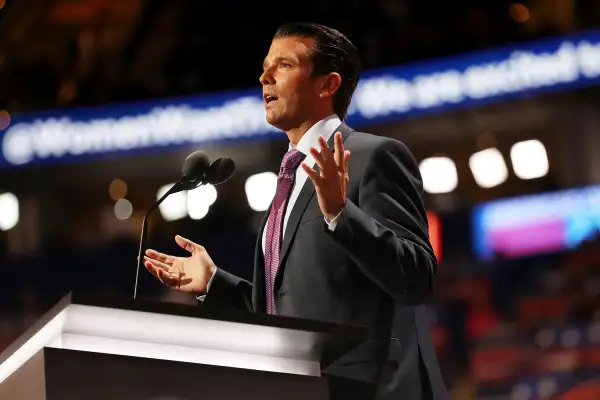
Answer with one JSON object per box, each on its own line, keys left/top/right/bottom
{"left": 260, "top": 36, "right": 322, "bottom": 131}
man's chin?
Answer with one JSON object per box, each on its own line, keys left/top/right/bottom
{"left": 265, "top": 113, "right": 289, "bottom": 131}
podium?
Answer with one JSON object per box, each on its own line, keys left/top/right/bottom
{"left": 0, "top": 292, "right": 367, "bottom": 399}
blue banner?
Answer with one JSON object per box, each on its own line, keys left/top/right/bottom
{"left": 2, "top": 30, "right": 600, "bottom": 168}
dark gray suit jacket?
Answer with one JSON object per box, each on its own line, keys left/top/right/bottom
{"left": 202, "top": 123, "right": 448, "bottom": 399}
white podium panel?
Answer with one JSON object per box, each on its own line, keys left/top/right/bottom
{"left": 0, "top": 292, "right": 367, "bottom": 399}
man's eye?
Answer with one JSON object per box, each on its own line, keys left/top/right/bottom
{"left": 279, "top": 63, "right": 291, "bottom": 68}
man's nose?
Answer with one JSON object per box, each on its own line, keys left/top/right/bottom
{"left": 259, "top": 68, "right": 274, "bottom": 86}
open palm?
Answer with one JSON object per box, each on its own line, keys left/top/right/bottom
{"left": 144, "top": 235, "right": 216, "bottom": 294}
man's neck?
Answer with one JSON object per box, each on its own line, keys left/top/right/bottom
{"left": 285, "top": 112, "right": 335, "bottom": 147}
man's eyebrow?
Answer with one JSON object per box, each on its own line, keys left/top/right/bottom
{"left": 263, "top": 56, "right": 297, "bottom": 68}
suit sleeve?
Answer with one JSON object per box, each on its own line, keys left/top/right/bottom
{"left": 199, "top": 268, "right": 254, "bottom": 312}
{"left": 328, "top": 139, "right": 437, "bottom": 305}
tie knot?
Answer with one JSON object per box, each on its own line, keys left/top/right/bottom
{"left": 279, "top": 149, "right": 305, "bottom": 178}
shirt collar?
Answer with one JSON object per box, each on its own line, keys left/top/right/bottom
{"left": 289, "top": 114, "right": 342, "bottom": 155}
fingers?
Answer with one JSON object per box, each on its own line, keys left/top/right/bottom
{"left": 301, "top": 163, "right": 325, "bottom": 189}
{"left": 175, "top": 235, "right": 203, "bottom": 254}
{"left": 309, "top": 135, "right": 337, "bottom": 177}
{"left": 144, "top": 257, "right": 168, "bottom": 281}
{"left": 334, "top": 132, "right": 344, "bottom": 170}
{"left": 157, "top": 269, "right": 180, "bottom": 287}
{"left": 305, "top": 133, "right": 349, "bottom": 191}
{"left": 144, "top": 256, "right": 182, "bottom": 287}
{"left": 344, "top": 150, "right": 351, "bottom": 178}
{"left": 308, "top": 146, "right": 327, "bottom": 173}
{"left": 144, "top": 256, "right": 170, "bottom": 273}
{"left": 145, "top": 249, "right": 175, "bottom": 265}
{"left": 317, "top": 136, "right": 336, "bottom": 169}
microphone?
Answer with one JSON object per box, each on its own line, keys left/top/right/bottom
{"left": 205, "top": 157, "right": 236, "bottom": 185}
{"left": 174, "top": 150, "right": 212, "bottom": 192}
{"left": 133, "top": 151, "right": 235, "bottom": 299}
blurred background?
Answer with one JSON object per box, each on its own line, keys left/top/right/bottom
{"left": 1, "top": 0, "right": 600, "bottom": 398}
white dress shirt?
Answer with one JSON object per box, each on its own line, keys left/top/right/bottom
{"left": 260, "top": 113, "right": 341, "bottom": 253}
{"left": 199, "top": 114, "right": 342, "bottom": 299}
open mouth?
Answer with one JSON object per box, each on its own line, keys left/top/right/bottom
{"left": 264, "top": 95, "right": 278, "bottom": 106}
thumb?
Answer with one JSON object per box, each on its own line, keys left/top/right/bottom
{"left": 175, "top": 235, "right": 201, "bottom": 254}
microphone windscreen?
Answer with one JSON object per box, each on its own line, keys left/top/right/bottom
{"left": 206, "top": 158, "right": 236, "bottom": 185}
{"left": 182, "top": 151, "right": 211, "bottom": 179}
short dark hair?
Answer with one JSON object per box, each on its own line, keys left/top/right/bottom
{"left": 274, "top": 22, "right": 361, "bottom": 121}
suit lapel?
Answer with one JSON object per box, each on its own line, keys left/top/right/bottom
{"left": 252, "top": 202, "right": 272, "bottom": 313}
{"left": 274, "top": 123, "right": 354, "bottom": 290}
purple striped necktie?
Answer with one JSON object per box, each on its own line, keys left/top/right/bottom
{"left": 264, "top": 149, "right": 305, "bottom": 315}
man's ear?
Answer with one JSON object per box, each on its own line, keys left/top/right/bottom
{"left": 319, "top": 72, "right": 342, "bottom": 99}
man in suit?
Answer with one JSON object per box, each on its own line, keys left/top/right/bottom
{"left": 144, "top": 22, "right": 447, "bottom": 399}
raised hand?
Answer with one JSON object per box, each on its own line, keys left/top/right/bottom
{"left": 301, "top": 131, "right": 351, "bottom": 221}
{"left": 144, "top": 235, "right": 216, "bottom": 294}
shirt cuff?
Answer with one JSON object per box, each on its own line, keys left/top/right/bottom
{"left": 196, "top": 266, "right": 218, "bottom": 301}
{"left": 324, "top": 208, "right": 344, "bottom": 231}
